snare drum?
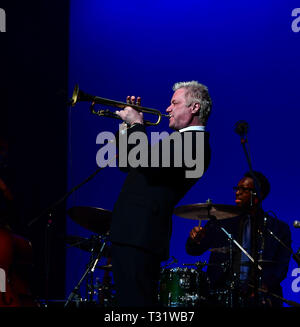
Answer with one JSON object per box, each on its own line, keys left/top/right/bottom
{"left": 158, "top": 267, "right": 208, "bottom": 307}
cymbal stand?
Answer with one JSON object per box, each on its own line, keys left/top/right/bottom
{"left": 208, "top": 213, "right": 262, "bottom": 307}
{"left": 227, "top": 229, "right": 234, "bottom": 307}
{"left": 64, "top": 233, "right": 109, "bottom": 307}
{"left": 208, "top": 216, "right": 262, "bottom": 272}
{"left": 256, "top": 214, "right": 267, "bottom": 305}
{"left": 86, "top": 237, "right": 98, "bottom": 303}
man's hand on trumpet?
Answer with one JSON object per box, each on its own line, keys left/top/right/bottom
{"left": 115, "top": 95, "right": 144, "bottom": 126}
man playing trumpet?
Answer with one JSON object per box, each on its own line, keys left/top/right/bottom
{"left": 110, "top": 81, "right": 212, "bottom": 307}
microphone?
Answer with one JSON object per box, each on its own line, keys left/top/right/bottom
{"left": 234, "top": 120, "right": 249, "bottom": 136}
{"left": 293, "top": 220, "right": 300, "bottom": 228}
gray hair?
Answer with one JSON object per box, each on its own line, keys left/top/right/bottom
{"left": 172, "top": 80, "right": 212, "bottom": 125}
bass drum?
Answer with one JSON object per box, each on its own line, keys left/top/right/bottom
{"left": 158, "top": 267, "right": 209, "bottom": 307}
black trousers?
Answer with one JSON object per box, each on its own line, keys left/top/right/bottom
{"left": 111, "top": 243, "right": 162, "bottom": 307}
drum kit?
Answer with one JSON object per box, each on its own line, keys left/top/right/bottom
{"left": 64, "top": 201, "right": 299, "bottom": 308}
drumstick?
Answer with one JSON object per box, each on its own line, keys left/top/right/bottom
{"left": 198, "top": 219, "right": 202, "bottom": 228}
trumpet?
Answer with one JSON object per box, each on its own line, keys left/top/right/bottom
{"left": 70, "top": 84, "right": 170, "bottom": 126}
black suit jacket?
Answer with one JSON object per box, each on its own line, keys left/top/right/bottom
{"left": 110, "top": 124, "right": 211, "bottom": 260}
{"left": 186, "top": 211, "right": 292, "bottom": 304}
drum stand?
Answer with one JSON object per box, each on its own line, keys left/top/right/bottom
{"left": 64, "top": 233, "right": 109, "bottom": 307}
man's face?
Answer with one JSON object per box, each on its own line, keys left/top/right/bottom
{"left": 235, "top": 177, "right": 257, "bottom": 209}
{"left": 166, "top": 88, "right": 194, "bottom": 130}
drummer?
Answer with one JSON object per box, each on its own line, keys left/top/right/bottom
{"left": 185, "top": 171, "right": 292, "bottom": 307}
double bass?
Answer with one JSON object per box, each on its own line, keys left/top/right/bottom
{"left": 0, "top": 227, "right": 37, "bottom": 307}
{"left": 0, "top": 139, "right": 37, "bottom": 306}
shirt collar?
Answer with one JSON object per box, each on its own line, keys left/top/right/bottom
{"left": 179, "top": 126, "right": 206, "bottom": 133}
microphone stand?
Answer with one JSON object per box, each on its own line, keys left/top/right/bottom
{"left": 27, "top": 121, "right": 124, "bottom": 228}
{"left": 265, "top": 212, "right": 300, "bottom": 266}
{"left": 27, "top": 166, "right": 106, "bottom": 228}
{"left": 267, "top": 228, "right": 300, "bottom": 265}
{"left": 26, "top": 165, "right": 106, "bottom": 305}
{"left": 235, "top": 121, "right": 263, "bottom": 306}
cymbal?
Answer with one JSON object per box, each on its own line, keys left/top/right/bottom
{"left": 67, "top": 206, "right": 111, "bottom": 234}
{"left": 66, "top": 235, "right": 100, "bottom": 251}
{"left": 65, "top": 235, "right": 111, "bottom": 257}
{"left": 97, "top": 264, "right": 112, "bottom": 271}
{"left": 174, "top": 203, "right": 242, "bottom": 220}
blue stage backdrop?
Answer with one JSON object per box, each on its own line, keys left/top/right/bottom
{"left": 66, "top": 0, "right": 300, "bottom": 305}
